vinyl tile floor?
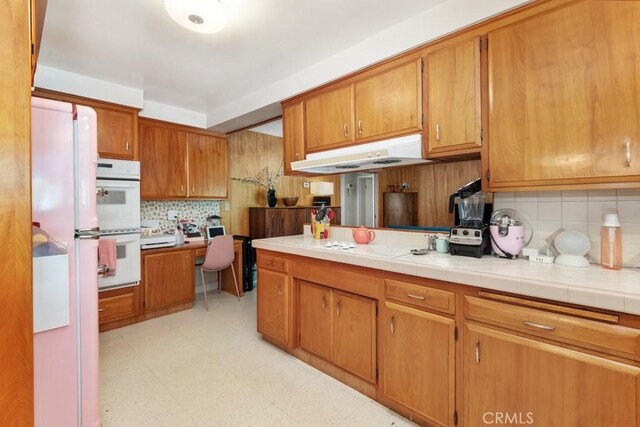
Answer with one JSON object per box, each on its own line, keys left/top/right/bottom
{"left": 100, "top": 290, "right": 417, "bottom": 427}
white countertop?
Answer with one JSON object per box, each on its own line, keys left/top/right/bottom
{"left": 253, "top": 234, "right": 640, "bottom": 315}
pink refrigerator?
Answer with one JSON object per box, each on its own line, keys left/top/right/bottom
{"left": 31, "top": 97, "right": 100, "bottom": 427}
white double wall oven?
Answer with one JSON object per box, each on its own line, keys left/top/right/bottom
{"left": 96, "top": 159, "right": 141, "bottom": 290}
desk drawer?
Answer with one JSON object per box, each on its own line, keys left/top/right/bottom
{"left": 465, "top": 296, "right": 640, "bottom": 359}
{"left": 194, "top": 247, "right": 207, "bottom": 257}
{"left": 258, "top": 253, "right": 288, "bottom": 273}
{"left": 385, "top": 279, "right": 455, "bottom": 315}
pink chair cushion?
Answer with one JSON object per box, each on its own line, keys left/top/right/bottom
{"left": 201, "top": 235, "right": 235, "bottom": 271}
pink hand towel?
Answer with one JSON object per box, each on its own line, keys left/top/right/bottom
{"left": 98, "top": 239, "right": 117, "bottom": 276}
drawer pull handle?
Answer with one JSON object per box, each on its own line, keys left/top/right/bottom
{"left": 267, "top": 261, "right": 275, "bottom": 266}
{"left": 523, "top": 320, "right": 555, "bottom": 331}
{"left": 98, "top": 308, "right": 107, "bottom": 312}
{"left": 475, "top": 340, "right": 480, "bottom": 364}
{"left": 390, "top": 314, "right": 395, "bottom": 335}
{"left": 406, "top": 293, "right": 425, "bottom": 301}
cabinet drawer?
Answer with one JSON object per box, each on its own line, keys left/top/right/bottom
{"left": 99, "top": 290, "right": 136, "bottom": 323}
{"left": 258, "top": 254, "right": 288, "bottom": 272}
{"left": 465, "top": 296, "right": 640, "bottom": 359}
{"left": 385, "top": 279, "right": 455, "bottom": 315}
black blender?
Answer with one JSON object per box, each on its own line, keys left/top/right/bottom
{"left": 448, "top": 178, "right": 491, "bottom": 258}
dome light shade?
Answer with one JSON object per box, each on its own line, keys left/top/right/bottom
{"left": 165, "top": 0, "right": 226, "bottom": 34}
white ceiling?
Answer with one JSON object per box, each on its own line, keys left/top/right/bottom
{"left": 37, "top": 0, "right": 527, "bottom": 132}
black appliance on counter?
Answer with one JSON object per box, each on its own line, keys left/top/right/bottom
{"left": 448, "top": 178, "right": 491, "bottom": 258}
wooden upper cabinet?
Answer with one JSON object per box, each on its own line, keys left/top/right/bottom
{"left": 187, "top": 133, "right": 228, "bottom": 199}
{"left": 426, "top": 37, "right": 482, "bottom": 158}
{"left": 139, "top": 121, "right": 188, "bottom": 198}
{"left": 96, "top": 107, "right": 137, "bottom": 160}
{"left": 305, "top": 85, "right": 353, "bottom": 152}
{"left": 139, "top": 119, "right": 228, "bottom": 199}
{"left": 464, "top": 323, "right": 640, "bottom": 427}
{"left": 354, "top": 58, "right": 422, "bottom": 142}
{"left": 283, "top": 102, "right": 306, "bottom": 174}
{"left": 486, "top": 1, "right": 640, "bottom": 190}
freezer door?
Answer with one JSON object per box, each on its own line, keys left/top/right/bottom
{"left": 75, "top": 105, "right": 98, "bottom": 231}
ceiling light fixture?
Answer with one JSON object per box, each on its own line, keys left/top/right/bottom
{"left": 164, "top": 0, "right": 226, "bottom": 34}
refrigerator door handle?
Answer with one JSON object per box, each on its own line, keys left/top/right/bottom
{"left": 76, "top": 228, "right": 100, "bottom": 239}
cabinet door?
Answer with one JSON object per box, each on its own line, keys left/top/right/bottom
{"left": 299, "top": 281, "right": 332, "bottom": 360}
{"left": 139, "top": 122, "right": 188, "bottom": 198}
{"left": 427, "top": 37, "right": 481, "bottom": 156}
{"left": 464, "top": 323, "right": 640, "bottom": 427}
{"left": 187, "top": 133, "right": 228, "bottom": 198}
{"left": 283, "top": 102, "right": 306, "bottom": 174}
{"left": 143, "top": 250, "right": 194, "bottom": 312}
{"left": 305, "top": 85, "right": 353, "bottom": 152}
{"left": 487, "top": 1, "right": 640, "bottom": 189}
{"left": 257, "top": 268, "right": 290, "bottom": 346}
{"left": 354, "top": 58, "right": 422, "bottom": 142}
{"left": 96, "top": 107, "right": 136, "bottom": 159}
{"left": 381, "top": 302, "right": 456, "bottom": 426}
{"left": 332, "top": 291, "right": 376, "bottom": 382}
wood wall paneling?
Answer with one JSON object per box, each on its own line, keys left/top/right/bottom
{"left": 227, "top": 129, "right": 341, "bottom": 235}
{"left": 378, "top": 160, "right": 485, "bottom": 227}
{"left": 0, "top": 0, "right": 34, "bottom": 423}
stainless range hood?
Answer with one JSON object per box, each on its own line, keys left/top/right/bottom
{"left": 291, "top": 133, "right": 432, "bottom": 174}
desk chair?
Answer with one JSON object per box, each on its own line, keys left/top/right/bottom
{"left": 200, "top": 235, "right": 240, "bottom": 310}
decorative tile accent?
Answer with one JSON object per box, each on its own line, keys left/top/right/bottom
{"left": 141, "top": 200, "right": 221, "bottom": 233}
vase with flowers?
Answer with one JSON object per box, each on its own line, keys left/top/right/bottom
{"left": 231, "top": 164, "right": 283, "bottom": 207}
{"left": 310, "top": 204, "right": 335, "bottom": 239}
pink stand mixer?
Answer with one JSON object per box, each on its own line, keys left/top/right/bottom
{"left": 489, "top": 209, "right": 531, "bottom": 259}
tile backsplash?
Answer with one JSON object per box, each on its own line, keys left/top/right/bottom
{"left": 493, "top": 189, "right": 640, "bottom": 268}
{"left": 141, "top": 200, "right": 221, "bottom": 233}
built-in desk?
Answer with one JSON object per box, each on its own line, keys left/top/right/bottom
{"left": 99, "top": 238, "right": 244, "bottom": 332}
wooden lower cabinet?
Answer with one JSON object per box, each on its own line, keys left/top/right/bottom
{"left": 464, "top": 323, "right": 640, "bottom": 427}
{"left": 299, "top": 281, "right": 332, "bottom": 360}
{"left": 257, "top": 268, "right": 290, "bottom": 346}
{"left": 332, "top": 291, "right": 376, "bottom": 383}
{"left": 143, "top": 250, "right": 194, "bottom": 312}
{"left": 381, "top": 301, "right": 456, "bottom": 426}
{"left": 98, "top": 286, "right": 139, "bottom": 324}
{"left": 298, "top": 282, "right": 377, "bottom": 383}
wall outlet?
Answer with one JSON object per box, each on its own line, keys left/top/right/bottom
{"left": 303, "top": 182, "right": 310, "bottom": 188}
{"left": 224, "top": 202, "right": 230, "bottom": 211}
{"left": 167, "top": 210, "right": 179, "bottom": 220}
